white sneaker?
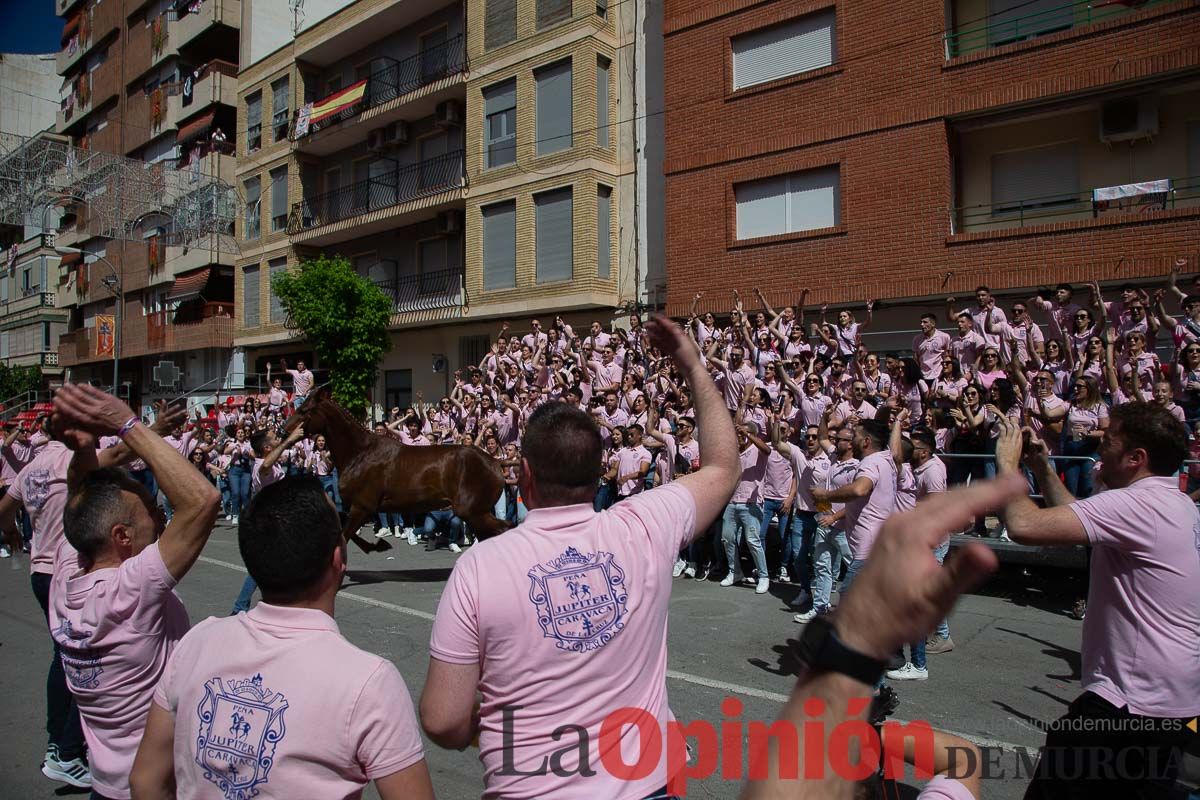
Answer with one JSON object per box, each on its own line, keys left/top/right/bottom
{"left": 719, "top": 572, "right": 737, "bottom": 587}
{"left": 793, "top": 608, "right": 820, "bottom": 624}
{"left": 231, "top": 516, "right": 238, "bottom": 525}
{"left": 407, "top": 530, "right": 419, "bottom": 546}
{"left": 0, "top": 545, "right": 10, "bottom": 559}
{"left": 672, "top": 559, "right": 686, "bottom": 578}
{"left": 224, "top": 514, "right": 233, "bottom": 522}
{"left": 683, "top": 565, "right": 696, "bottom": 578}
{"left": 778, "top": 567, "right": 789, "bottom": 583}
{"left": 42, "top": 752, "right": 92, "bottom": 788}
{"left": 449, "top": 543, "right": 462, "bottom": 554}
{"left": 886, "top": 663, "right": 929, "bottom": 681}
{"left": 755, "top": 577, "right": 770, "bottom": 594}
{"left": 377, "top": 527, "right": 392, "bottom": 538}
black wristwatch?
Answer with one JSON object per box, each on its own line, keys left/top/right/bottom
{"left": 794, "top": 614, "right": 886, "bottom": 685}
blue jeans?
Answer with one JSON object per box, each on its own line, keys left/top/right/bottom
{"left": 841, "top": 558, "right": 867, "bottom": 594}
{"left": 319, "top": 473, "right": 342, "bottom": 512}
{"left": 424, "top": 509, "right": 463, "bottom": 544}
{"left": 227, "top": 466, "right": 250, "bottom": 517}
{"left": 721, "top": 502, "right": 766, "bottom": 580}
{"left": 217, "top": 477, "right": 232, "bottom": 516}
{"left": 1060, "top": 437, "right": 1099, "bottom": 498}
{"left": 377, "top": 512, "right": 402, "bottom": 529}
{"left": 232, "top": 575, "right": 257, "bottom": 613}
{"left": 934, "top": 541, "right": 950, "bottom": 639}
{"left": 293, "top": 395, "right": 307, "bottom": 409}
{"left": 811, "top": 525, "right": 850, "bottom": 611}
{"left": 782, "top": 510, "right": 817, "bottom": 590}
{"left": 761, "top": 498, "right": 788, "bottom": 571}
{"left": 907, "top": 636, "right": 927, "bottom": 670}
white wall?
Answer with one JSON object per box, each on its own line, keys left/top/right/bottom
{"left": 244, "top": 0, "right": 353, "bottom": 68}
{"left": 0, "top": 53, "right": 58, "bottom": 138}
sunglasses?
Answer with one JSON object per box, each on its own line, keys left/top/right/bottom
{"left": 805, "top": 434, "right": 819, "bottom": 440}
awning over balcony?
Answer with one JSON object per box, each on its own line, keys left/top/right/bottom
{"left": 177, "top": 110, "right": 215, "bottom": 145}
{"left": 62, "top": 13, "right": 81, "bottom": 43}
{"left": 165, "top": 267, "right": 211, "bottom": 303}
{"left": 59, "top": 251, "right": 82, "bottom": 267}
{"left": 310, "top": 79, "right": 367, "bottom": 126}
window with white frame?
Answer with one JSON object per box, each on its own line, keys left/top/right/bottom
{"left": 731, "top": 9, "right": 836, "bottom": 91}
{"left": 734, "top": 165, "right": 840, "bottom": 240}
{"left": 483, "top": 78, "right": 516, "bottom": 168}
{"left": 990, "top": 142, "right": 1079, "bottom": 215}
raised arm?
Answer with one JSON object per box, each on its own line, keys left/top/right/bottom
{"left": 889, "top": 408, "right": 909, "bottom": 468}
{"left": 646, "top": 315, "right": 739, "bottom": 534}
{"left": 53, "top": 385, "right": 221, "bottom": 581}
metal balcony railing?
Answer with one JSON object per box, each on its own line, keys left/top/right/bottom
{"left": 300, "top": 34, "right": 467, "bottom": 138}
{"left": 944, "top": 0, "right": 1171, "bottom": 59}
{"left": 951, "top": 174, "right": 1200, "bottom": 232}
{"left": 289, "top": 149, "right": 465, "bottom": 233}
{"left": 373, "top": 267, "right": 465, "bottom": 315}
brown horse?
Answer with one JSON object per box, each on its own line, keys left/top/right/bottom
{"left": 285, "top": 389, "right": 508, "bottom": 553}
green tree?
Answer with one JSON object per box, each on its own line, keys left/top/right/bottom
{"left": 272, "top": 254, "right": 392, "bottom": 417}
{"left": 0, "top": 363, "right": 43, "bottom": 401}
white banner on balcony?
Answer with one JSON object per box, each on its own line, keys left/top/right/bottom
{"left": 294, "top": 103, "right": 312, "bottom": 138}
{"left": 1092, "top": 179, "right": 1170, "bottom": 202}
{"left": 7, "top": 244, "right": 16, "bottom": 275}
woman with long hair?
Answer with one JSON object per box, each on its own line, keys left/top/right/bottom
{"left": 1171, "top": 340, "right": 1200, "bottom": 421}
{"left": 891, "top": 357, "right": 924, "bottom": 418}
{"left": 1062, "top": 375, "right": 1108, "bottom": 498}
{"left": 947, "top": 383, "right": 989, "bottom": 535}
{"left": 595, "top": 426, "right": 626, "bottom": 511}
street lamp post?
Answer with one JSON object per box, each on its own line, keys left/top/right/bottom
{"left": 56, "top": 246, "right": 122, "bottom": 393}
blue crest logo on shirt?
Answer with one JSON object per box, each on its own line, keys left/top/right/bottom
{"left": 53, "top": 618, "right": 102, "bottom": 690}
{"left": 528, "top": 547, "right": 628, "bottom": 653}
{"left": 195, "top": 674, "right": 288, "bottom": 800}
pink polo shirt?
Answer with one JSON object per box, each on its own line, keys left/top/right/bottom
{"left": 50, "top": 541, "right": 188, "bottom": 799}
{"left": 731, "top": 443, "right": 767, "bottom": 504}
{"left": 9, "top": 441, "right": 78, "bottom": 575}
{"left": 843, "top": 450, "right": 897, "bottom": 561}
{"left": 761, "top": 449, "right": 795, "bottom": 501}
{"left": 251, "top": 458, "right": 285, "bottom": 495}
{"left": 430, "top": 483, "right": 697, "bottom": 800}
{"left": 1068, "top": 476, "right": 1200, "bottom": 717}
{"left": 913, "top": 330, "right": 952, "bottom": 380}
{"left": 0, "top": 438, "right": 34, "bottom": 484}
{"left": 792, "top": 447, "right": 830, "bottom": 513}
{"left": 616, "top": 444, "right": 652, "bottom": 497}
{"left": 155, "top": 603, "right": 425, "bottom": 798}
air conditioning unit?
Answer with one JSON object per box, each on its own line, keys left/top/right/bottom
{"left": 1099, "top": 96, "right": 1158, "bottom": 144}
{"left": 436, "top": 210, "right": 463, "bottom": 234}
{"left": 386, "top": 120, "right": 409, "bottom": 146}
{"left": 435, "top": 100, "right": 463, "bottom": 128}
{"left": 367, "top": 128, "right": 387, "bottom": 152}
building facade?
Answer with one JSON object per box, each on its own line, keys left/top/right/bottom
{"left": 53, "top": 0, "right": 241, "bottom": 404}
{"left": 235, "top": 0, "right": 654, "bottom": 409}
{"left": 0, "top": 54, "right": 60, "bottom": 139}
{"left": 662, "top": 0, "right": 1200, "bottom": 343}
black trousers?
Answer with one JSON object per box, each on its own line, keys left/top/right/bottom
{"left": 1023, "top": 691, "right": 1193, "bottom": 800}
{"left": 30, "top": 571, "right": 86, "bottom": 761}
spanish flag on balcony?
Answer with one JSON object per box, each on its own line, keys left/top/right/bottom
{"left": 309, "top": 79, "right": 368, "bottom": 126}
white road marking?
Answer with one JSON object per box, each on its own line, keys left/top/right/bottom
{"left": 197, "top": 555, "right": 1030, "bottom": 751}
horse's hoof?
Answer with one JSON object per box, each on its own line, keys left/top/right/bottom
{"left": 373, "top": 538, "right": 393, "bottom": 553}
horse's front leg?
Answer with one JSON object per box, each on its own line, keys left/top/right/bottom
{"left": 341, "top": 504, "right": 389, "bottom": 554}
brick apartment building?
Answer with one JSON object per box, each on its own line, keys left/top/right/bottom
{"left": 234, "top": 0, "right": 660, "bottom": 408}
{"left": 662, "top": 0, "right": 1200, "bottom": 347}
{"left": 53, "top": 0, "right": 241, "bottom": 402}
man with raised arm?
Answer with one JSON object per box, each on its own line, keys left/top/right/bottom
{"left": 994, "top": 409, "right": 1199, "bottom": 799}
{"left": 420, "top": 315, "right": 741, "bottom": 799}
{"left": 44, "top": 383, "right": 221, "bottom": 800}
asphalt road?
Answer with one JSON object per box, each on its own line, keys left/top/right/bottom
{"left": 0, "top": 521, "right": 1087, "bottom": 799}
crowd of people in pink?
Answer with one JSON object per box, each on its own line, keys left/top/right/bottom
{"left": 0, "top": 272, "right": 1197, "bottom": 800}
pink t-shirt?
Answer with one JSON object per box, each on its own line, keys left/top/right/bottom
{"left": 825, "top": 456, "right": 860, "bottom": 532}
{"left": 1067, "top": 402, "right": 1109, "bottom": 438}
{"left": 0, "top": 438, "right": 35, "bottom": 484}
{"left": 895, "top": 463, "right": 917, "bottom": 512}
{"left": 155, "top": 603, "right": 425, "bottom": 798}
{"left": 913, "top": 457, "right": 947, "bottom": 500}
{"left": 843, "top": 450, "right": 897, "bottom": 560}
{"left": 429, "top": 484, "right": 697, "bottom": 800}
{"left": 913, "top": 330, "right": 952, "bottom": 380}
{"left": 50, "top": 541, "right": 188, "bottom": 799}
{"left": 9, "top": 441, "right": 77, "bottom": 575}
{"left": 616, "top": 444, "right": 652, "bottom": 497}
{"left": 918, "top": 775, "right": 977, "bottom": 799}
{"left": 1068, "top": 476, "right": 1200, "bottom": 717}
